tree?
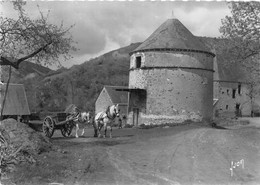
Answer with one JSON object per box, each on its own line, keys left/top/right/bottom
{"left": 219, "top": 2, "right": 260, "bottom": 115}
{"left": 0, "top": 1, "right": 76, "bottom": 69}
{"left": 219, "top": 2, "right": 260, "bottom": 71}
{"left": 0, "top": 1, "right": 77, "bottom": 119}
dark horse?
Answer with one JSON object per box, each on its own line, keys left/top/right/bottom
{"left": 94, "top": 104, "right": 120, "bottom": 138}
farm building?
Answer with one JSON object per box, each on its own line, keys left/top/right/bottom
{"left": 213, "top": 56, "right": 252, "bottom": 118}
{"left": 199, "top": 37, "right": 260, "bottom": 118}
{"left": 95, "top": 86, "right": 129, "bottom": 117}
{"left": 213, "top": 81, "right": 252, "bottom": 117}
{"left": 126, "top": 18, "right": 215, "bottom": 126}
{"left": 0, "top": 83, "right": 31, "bottom": 120}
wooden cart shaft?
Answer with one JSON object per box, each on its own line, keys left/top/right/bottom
{"left": 52, "top": 113, "right": 76, "bottom": 126}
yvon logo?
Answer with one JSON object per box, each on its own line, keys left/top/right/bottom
{"left": 230, "top": 159, "right": 244, "bottom": 177}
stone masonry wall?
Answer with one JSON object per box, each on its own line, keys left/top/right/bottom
{"left": 214, "top": 81, "right": 251, "bottom": 118}
{"left": 130, "top": 51, "right": 213, "bottom": 70}
{"left": 128, "top": 51, "right": 214, "bottom": 125}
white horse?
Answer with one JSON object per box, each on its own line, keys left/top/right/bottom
{"left": 94, "top": 104, "right": 120, "bottom": 138}
{"left": 65, "top": 104, "right": 91, "bottom": 138}
{"left": 75, "top": 112, "right": 91, "bottom": 138}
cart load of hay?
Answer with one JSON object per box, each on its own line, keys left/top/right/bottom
{"left": 0, "top": 119, "right": 53, "bottom": 176}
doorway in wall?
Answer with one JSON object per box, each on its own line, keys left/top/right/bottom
{"left": 235, "top": 103, "right": 241, "bottom": 117}
{"left": 133, "top": 108, "right": 139, "bottom": 126}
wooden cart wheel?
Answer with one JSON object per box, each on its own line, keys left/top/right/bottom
{"left": 42, "top": 116, "right": 55, "bottom": 138}
{"left": 61, "top": 120, "right": 74, "bottom": 137}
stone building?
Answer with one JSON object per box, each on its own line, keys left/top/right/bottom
{"left": 127, "top": 19, "right": 215, "bottom": 126}
{"left": 213, "top": 81, "right": 252, "bottom": 117}
{"left": 95, "top": 86, "right": 129, "bottom": 116}
{"left": 198, "top": 37, "right": 255, "bottom": 118}
{"left": 213, "top": 54, "right": 252, "bottom": 118}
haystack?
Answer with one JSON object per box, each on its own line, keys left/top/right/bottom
{"left": 0, "top": 118, "right": 53, "bottom": 155}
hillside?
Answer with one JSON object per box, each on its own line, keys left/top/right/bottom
{"left": 0, "top": 62, "right": 53, "bottom": 112}
{"left": 1, "top": 61, "right": 53, "bottom": 83}
{"left": 34, "top": 43, "right": 141, "bottom": 112}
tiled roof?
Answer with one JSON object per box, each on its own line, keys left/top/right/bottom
{"left": 0, "top": 83, "right": 30, "bottom": 115}
{"left": 104, "top": 86, "right": 128, "bottom": 104}
{"left": 134, "top": 19, "right": 211, "bottom": 53}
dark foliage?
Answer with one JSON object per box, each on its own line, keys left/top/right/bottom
{"left": 33, "top": 43, "right": 141, "bottom": 113}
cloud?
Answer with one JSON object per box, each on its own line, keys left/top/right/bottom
{"left": 175, "top": 5, "right": 231, "bottom": 37}
{"left": 72, "top": 23, "right": 106, "bottom": 55}
{"left": 1, "top": 1, "right": 230, "bottom": 68}
{"left": 59, "top": 36, "right": 120, "bottom": 69}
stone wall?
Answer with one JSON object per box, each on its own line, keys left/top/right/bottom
{"left": 130, "top": 51, "right": 213, "bottom": 70}
{"left": 214, "top": 81, "right": 252, "bottom": 118}
{"left": 127, "top": 112, "right": 203, "bottom": 126}
{"left": 128, "top": 51, "right": 214, "bottom": 125}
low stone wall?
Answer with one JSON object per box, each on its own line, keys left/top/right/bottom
{"left": 141, "top": 112, "right": 202, "bottom": 125}
{"left": 127, "top": 111, "right": 205, "bottom": 126}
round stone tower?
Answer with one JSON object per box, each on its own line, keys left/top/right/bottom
{"left": 128, "top": 19, "right": 215, "bottom": 126}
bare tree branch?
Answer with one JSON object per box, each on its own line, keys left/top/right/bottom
{"left": 0, "top": 1, "right": 76, "bottom": 69}
{"left": 0, "top": 42, "right": 52, "bottom": 69}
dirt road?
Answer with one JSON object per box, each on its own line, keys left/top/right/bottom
{"left": 7, "top": 123, "right": 260, "bottom": 185}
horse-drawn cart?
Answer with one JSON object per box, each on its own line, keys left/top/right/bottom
{"left": 42, "top": 104, "right": 89, "bottom": 138}
{"left": 42, "top": 112, "right": 75, "bottom": 138}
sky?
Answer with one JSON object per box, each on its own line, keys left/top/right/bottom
{"left": 1, "top": 1, "right": 231, "bottom": 69}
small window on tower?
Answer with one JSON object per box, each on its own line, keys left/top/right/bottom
{"left": 136, "top": 56, "right": 142, "bottom": 68}
{"left": 226, "top": 105, "right": 229, "bottom": 110}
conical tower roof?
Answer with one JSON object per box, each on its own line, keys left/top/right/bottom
{"left": 133, "top": 19, "right": 212, "bottom": 54}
